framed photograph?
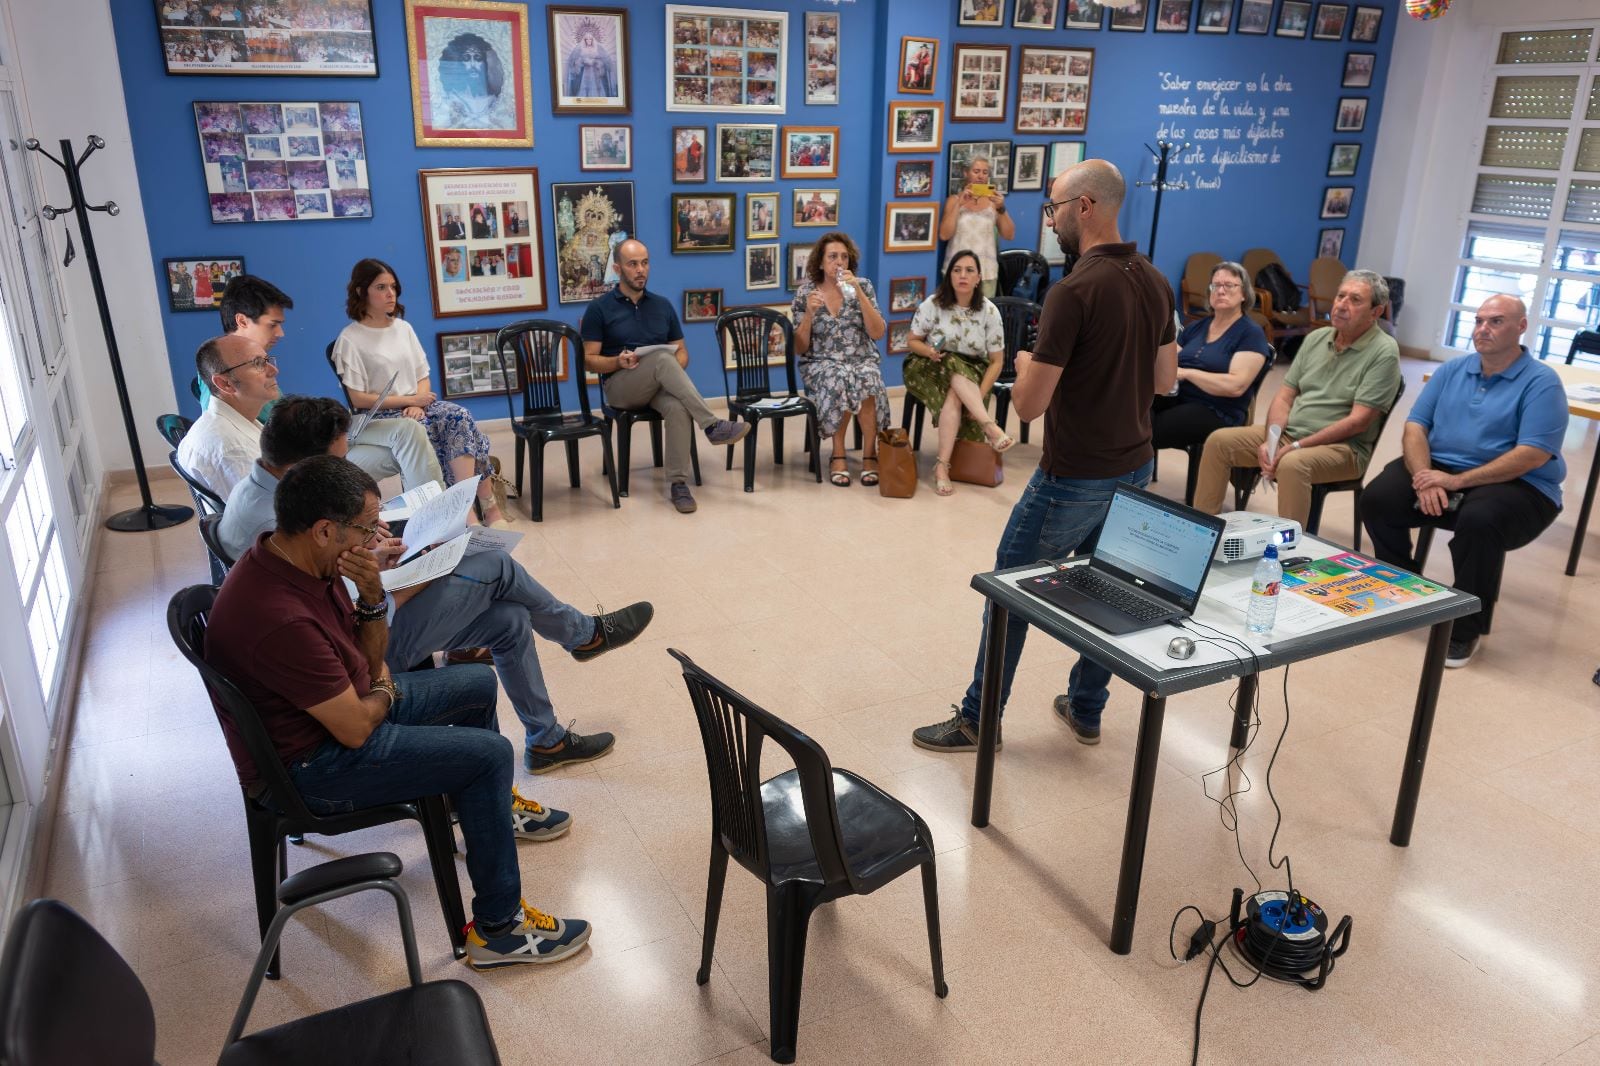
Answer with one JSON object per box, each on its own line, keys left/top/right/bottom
{"left": 1317, "top": 227, "right": 1346, "bottom": 261}
{"left": 1196, "top": 0, "right": 1233, "bottom": 33}
{"left": 684, "top": 288, "right": 723, "bottom": 322}
{"left": 673, "top": 126, "right": 709, "bottom": 182}
{"left": 1155, "top": 0, "right": 1191, "bottom": 32}
{"left": 792, "top": 189, "right": 840, "bottom": 228}
{"left": 439, "top": 329, "right": 531, "bottom": 400}
{"left": 421, "top": 167, "right": 545, "bottom": 317}
{"left": 1327, "top": 142, "right": 1361, "bottom": 177}
{"left": 1238, "top": 0, "right": 1273, "bottom": 32}
{"left": 887, "top": 321, "right": 912, "bottom": 355}
{"left": 884, "top": 202, "right": 939, "bottom": 253}
{"left": 804, "top": 11, "right": 840, "bottom": 106}
{"left": 157, "top": 1, "right": 376, "bottom": 76}
{"left": 1313, "top": 2, "right": 1349, "bottom": 39}
{"left": 551, "top": 180, "right": 635, "bottom": 304}
{"left": 889, "top": 102, "right": 944, "bottom": 154}
{"left": 1275, "top": 0, "right": 1311, "bottom": 37}
{"left": 579, "top": 124, "right": 631, "bottom": 170}
{"left": 1335, "top": 96, "right": 1368, "bottom": 131}
{"left": 1016, "top": 47, "right": 1093, "bottom": 135}
{"left": 721, "top": 303, "right": 792, "bottom": 367}
{"left": 746, "top": 243, "right": 780, "bottom": 290}
{"left": 1013, "top": 0, "right": 1060, "bottom": 30}
{"left": 746, "top": 192, "right": 779, "bottom": 238}
{"left": 951, "top": 44, "right": 1010, "bottom": 124}
{"left": 716, "top": 123, "right": 777, "bottom": 181}
{"left": 194, "top": 101, "right": 370, "bottom": 223}
{"left": 781, "top": 126, "right": 838, "bottom": 179}
{"left": 899, "top": 37, "right": 939, "bottom": 94}
{"left": 1039, "top": 204, "right": 1064, "bottom": 265}
{"left": 405, "top": 0, "right": 534, "bottom": 147}
{"left": 1343, "top": 51, "right": 1376, "bottom": 88}
{"left": 786, "top": 243, "right": 814, "bottom": 291}
{"left": 672, "top": 192, "right": 736, "bottom": 252}
{"left": 1350, "top": 4, "right": 1383, "bottom": 42}
{"left": 1109, "top": 0, "right": 1149, "bottom": 31}
{"left": 1321, "top": 186, "right": 1354, "bottom": 220}
{"left": 888, "top": 277, "right": 926, "bottom": 314}
{"left": 1012, "top": 144, "right": 1047, "bottom": 191}
{"left": 547, "top": 6, "right": 630, "bottom": 114}
{"left": 163, "top": 257, "right": 246, "bottom": 313}
{"left": 1064, "top": 0, "right": 1105, "bottom": 29}
{"left": 896, "top": 160, "right": 936, "bottom": 197}
{"left": 959, "top": 0, "right": 1005, "bottom": 26}
{"left": 1050, "top": 140, "right": 1087, "bottom": 180}
{"left": 666, "top": 5, "right": 787, "bottom": 113}
{"left": 948, "top": 140, "right": 1012, "bottom": 196}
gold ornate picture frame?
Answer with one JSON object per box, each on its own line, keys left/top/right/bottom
{"left": 405, "top": 0, "right": 534, "bottom": 147}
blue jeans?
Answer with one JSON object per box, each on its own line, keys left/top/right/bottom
{"left": 958, "top": 461, "right": 1154, "bottom": 728}
{"left": 386, "top": 550, "right": 593, "bottom": 749}
{"left": 287, "top": 664, "right": 521, "bottom": 928}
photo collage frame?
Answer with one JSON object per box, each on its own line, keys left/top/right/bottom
{"left": 194, "top": 100, "right": 371, "bottom": 223}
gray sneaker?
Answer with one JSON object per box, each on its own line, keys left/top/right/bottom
{"left": 670, "top": 482, "right": 698, "bottom": 513}
{"left": 1052, "top": 695, "right": 1101, "bottom": 745}
{"left": 704, "top": 419, "right": 752, "bottom": 446}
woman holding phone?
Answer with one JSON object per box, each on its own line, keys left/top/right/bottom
{"left": 939, "top": 156, "right": 1015, "bottom": 299}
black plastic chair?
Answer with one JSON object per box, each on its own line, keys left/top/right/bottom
{"left": 1156, "top": 345, "right": 1277, "bottom": 507}
{"left": 492, "top": 320, "right": 619, "bottom": 522}
{"left": 0, "top": 858, "right": 499, "bottom": 1066}
{"left": 199, "top": 513, "right": 236, "bottom": 580}
{"left": 156, "top": 412, "right": 193, "bottom": 448}
{"left": 901, "top": 297, "right": 1038, "bottom": 451}
{"left": 589, "top": 383, "right": 703, "bottom": 500}
{"left": 1566, "top": 329, "right": 1600, "bottom": 365}
{"left": 1406, "top": 525, "right": 1500, "bottom": 635}
{"left": 170, "top": 448, "right": 227, "bottom": 516}
{"left": 669, "top": 649, "right": 947, "bottom": 1065}
{"left": 997, "top": 248, "right": 1051, "bottom": 303}
{"left": 167, "top": 584, "right": 467, "bottom": 978}
{"left": 323, "top": 342, "right": 358, "bottom": 411}
{"left": 715, "top": 309, "right": 821, "bottom": 492}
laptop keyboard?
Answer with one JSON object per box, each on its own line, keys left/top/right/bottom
{"left": 1062, "top": 567, "right": 1170, "bottom": 622}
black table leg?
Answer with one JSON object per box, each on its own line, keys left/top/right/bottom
{"left": 1390, "top": 619, "right": 1452, "bottom": 846}
{"left": 1229, "top": 673, "right": 1257, "bottom": 750}
{"left": 1110, "top": 690, "right": 1167, "bottom": 955}
{"left": 1565, "top": 430, "right": 1600, "bottom": 577}
{"left": 970, "top": 603, "right": 1009, "bottom": 828}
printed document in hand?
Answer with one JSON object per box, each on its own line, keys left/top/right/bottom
{"left": 380, "top": 480, "right": 443, "bottom": 524}
{"left": 383, "top": 531, "right": 472, "bottom": 591}
{"left": 629, "top": 343, "right": 679, "bottom": 361}
{"left": 397, "top": 475, "right": 479, "bottom": 562}
{"left": 465, "top": 526, "right": 523, "bottom": 554}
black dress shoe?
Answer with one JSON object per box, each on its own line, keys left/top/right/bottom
{"left": 571, "top": 602, "right": 654, "bottom": 662}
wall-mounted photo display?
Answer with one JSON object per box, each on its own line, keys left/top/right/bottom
{"left": 786, "top": 242, "right": 814, "bottom": 290}
{"left": 672, "top": 192, "right": 736, "bottom": 252}
{"left": 958, "top": 0, "right": 1004, "bottom": 27}
{"left": 951, "top": 44, "right": 1010, "bottom": 124}
{"left": 792, "top": 189, "right": 840, "bottom": 227}
{"left": 888, "top": 321, "right": 912, "bottom": 354}
{"left": 1015, "top": 47, "right": 1093, "bottom": 135}
{"left": 898, "top": 37, "right": 939, "bottom": 94}
{"left": 1063, "top": 0, "right": 1104, "bottom": 30}
{"left": 551, "top": 180, "right": 634, "bottom": 304}
{"left": 420, "top": 166, "right": 545, "bottom": 317}
{"left": 1238, "top": 0, "right": 1273, "bottom": 33}
{"left": 579, "top": 124, "right": 631, "bottom": 170}
{"left": 1317, "top": 227, "right": 1345, "bottom": 261}
{"left": 404, "top": 0, "right": 534, "bottom": 147}
{"left": 164, "top": 257, "right": 246, "bottom": 313}
{"left": 884, "top": 202, "right": 939, "bottom": 252}
{"left": 157, "top": 0, "right": 376, "bottom": 76}
{"left": 1327, "top": 142, "right": 1361, "bottom": 177}
{"left": 1011, "top": 144, "right": 1046, "bottom": 191}
{"left": 1050, "top": 140, "right": 1086, "bottom": 180}
{"left": 194, "top": 101, "right": 370, "bottom": 223}
{"left": 746, "top": 243, "right": 780, "bottom": 290}
{"left": 947, "top": 140, "right": 1012, "bottom": 196}
{"left": 780, "top": 126, "right": 838, "bottom": 179}
{"left": 721, "top": 303, "right": 792, "bottom": 367}
{"left": 1109, "top": 0, "right": 1149, "bottom": 31}
{"left": 1313, "top": 2, "right": 1349, "bottom": 39}
{"left": 888, "top": 276, "right": 926, "bottom": 314}
{"left": 1350, "top": 4, "right": 1382, "bottom": 42}
{"left": 1320, "top": 185, "right": 1354, "bottom": 219}
{"left": 1196, "top": 0, "right": 1233, "bottom": 33}
{"left": 888, "top": 101, "right": 944, "bottom": 153}
{"left": 673, "top": 126, "right": 709, "bottom": 182}
{"left": 1154, "top": 0, "right": 1191, "bottom": 33}
{"left": 746, "top": 192, "right": 779, "bottom": 238}
{"left": 438, "top": 329, "right": 531, "bottom": 400}
{"left": 666, "top": 5, "right": 787, "bottom": 113}
{"left": 1276, "top": 0, "right": 1311, "bottom": 37}
{"left": 1334, "top": 96, "right": 1368, "bottom": 132}
{"left": 716, "top": 123, "right": 777, "bottom": 181}
{"left": 1013, "top": 0, "right": 1060, "bottom": 31}
{"left": 1343, "top": 51, "right": 1375, "bottom": 88}
{"left": 684, "top": 288, "right": 723, "bottom": 322}
{"left": 804, "top": 11, "right": 840, "bottom": 105}
{"left": 896, "top": 160, "right": 935, "bottom": 197}
{"left": 547, "top": 6, "right": 630, "bottom": 114}
{"left": 1039, "top": 204, "right": 1064, "bottom": 264}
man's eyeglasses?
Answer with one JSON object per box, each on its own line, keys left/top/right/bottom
{"left": 1043, "top": 192, "right": 1096, "bottom": 221}
{"left": 342, "top": 520, "right": 381, "bottom": 546}
{"left": 217, "top": 354, "right": 277, "bottom": 376}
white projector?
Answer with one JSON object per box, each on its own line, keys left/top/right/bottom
{"left": 1215, "top": 512, "right": 1301, "bottom": 562}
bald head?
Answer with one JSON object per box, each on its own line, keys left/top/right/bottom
{"left": 1047, "top": 158, "right": 1126, "bottom": 257}
{"left": 1055, "top": 158, "right": 1126, "bottom": 213}
{"left": 1472, "top": 294, "right": 1529, "bottom": 364}
{"left": 196, "top": 333, "right": 260, "bottom": 382}
{"left": 612, "top": 238, "right": 651, "bottom": 296}
{"left": 613, "top": 238, "right": 647, "bottom": 265}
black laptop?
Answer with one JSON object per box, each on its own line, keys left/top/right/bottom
{"left": 1019, "top": 484, "right": 1228, "bottom": 635}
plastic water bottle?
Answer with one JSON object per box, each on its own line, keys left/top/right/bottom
{"left": 1246, "top": 544, "right": 1282, "bottom": 636}
{"left": 837, "top": 267, "right": 855, "bottom": 300}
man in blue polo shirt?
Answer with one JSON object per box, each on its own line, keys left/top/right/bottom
{"left": 580, "top": 238, "right": 750, "bottom": 513}
{"left": 1361, "top": 294, "right": 1568, "bottom": 668}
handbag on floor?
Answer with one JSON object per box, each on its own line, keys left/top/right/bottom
{"left": 949, "top": 438, "right": 1004, "bottom": 487}
{"left": 876, "top": 427, "right": 917, "bottom": 498}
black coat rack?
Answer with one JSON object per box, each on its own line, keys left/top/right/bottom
{"left": 1133, "top": 139, "right": 1191, "bottom": 263}
{"left": 27, "top": 135, "right": 192, "bottom": 532}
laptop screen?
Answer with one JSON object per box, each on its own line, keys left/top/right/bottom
{"left": 1093, "top": 485, "right": 1225, "bottom": 607}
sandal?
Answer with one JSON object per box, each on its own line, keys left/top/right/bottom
{"left": 828, "top": 453, "right": 851, "bottom": 487}
{"left": 860, "top": 455, "right": 879, "bottom": 487}
{"left": 983, "top": 421, "right": 1016, "bottom": 454}
{"left": 932, "top": 458, "right": 955, "bottom": 496}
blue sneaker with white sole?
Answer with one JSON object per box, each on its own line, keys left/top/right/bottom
{"left": 465, "top": 901, "right": 591, "bottom": 969}
{"left": 511, "top": 788, "right": 572, "bottom": 841}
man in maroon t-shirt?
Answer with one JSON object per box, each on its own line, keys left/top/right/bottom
{"left": 913, "top": 159, "right": 1178, "bottom": 752}
{"left": 203, "top": 455, "right": 591, "bottom": 969}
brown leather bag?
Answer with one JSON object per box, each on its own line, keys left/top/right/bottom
{"left": 949, "top": 438, "right": 1004, "bottom": 487}
{"left": 876, "top": 427, "right": 917, "bottom": 498}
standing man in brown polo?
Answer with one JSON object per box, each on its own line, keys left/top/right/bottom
{"left": 913, "top": 159, "right": 1178, "bottom": 752}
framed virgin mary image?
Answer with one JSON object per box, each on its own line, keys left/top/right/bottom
{"left": 547, "top": 6, "right": 630, "bottom": 114}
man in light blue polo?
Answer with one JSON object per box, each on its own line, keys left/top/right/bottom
{"left": 1361, "top": 294, "right": 1568, "bottom": 668}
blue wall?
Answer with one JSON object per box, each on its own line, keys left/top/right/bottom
{"left": 113, "top": 0, "right": 1393, "bottom": 419}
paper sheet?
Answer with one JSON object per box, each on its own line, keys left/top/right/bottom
{"left": 1565, "top": 383, "right": 1600, "bottom": 404}
{"left": 382, "top": 531, "right": 472, "bottom": 591}
{"left": 396, "top": 476, "right": 480, "bottom": 562}
{"left": 380, "top": 480, "right": 443, "bottom": 524}
{"left": 464, "top": 526, "right": 524, "bottom": 555}
{"left": 749, "top": 397, "right": 793, "bottom": 409}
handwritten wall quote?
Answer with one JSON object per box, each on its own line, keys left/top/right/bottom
{"left": 1154, "top": 71, "right": 1295, "bottom": 189}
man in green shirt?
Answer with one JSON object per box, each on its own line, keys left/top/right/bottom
{"left": 1193, "top": 269, "right": 1401, "bottom": 526}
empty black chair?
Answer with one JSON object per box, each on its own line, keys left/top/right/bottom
{"left": 156, "top": 412, "right": 193, "bottom": 448}
{"left": 1567, "top": 329, "right": 1600, "bottom": 365}
{"left": 167, "top": 584, "right": 467, "bottom": 978}
{"left": 492, "top": 320, "right": 619, "bottom": 522}
{"left": 669, "top": 649, "right": 947, "bottom": 1065}
{"left": 716, "top": 309, "right": 821, "bottom": 492}
{"left": 199, "top": 513, "right": 236, "bottom": 580}
{"left": 997, "top": 248, "right": 1051, "bottom": 303}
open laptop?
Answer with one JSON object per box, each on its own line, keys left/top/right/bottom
{"left": 346, "top": 370, "right": 400, "bottom": 443}
{"left": 1019, "top": 484, "right": 1228, "bottom": 635}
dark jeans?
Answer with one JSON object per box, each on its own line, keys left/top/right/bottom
{"left": 1151, "top": 395, "right": 1230, "bottom": 450}
{"left": 1360, "top": 457, "right": 1559, "bottom": 641}
{"left": 287, "top": 664, "right": 521, "bottom": 928}
{"left": 958, "top": 460, "right": 1154, "bottom": 728}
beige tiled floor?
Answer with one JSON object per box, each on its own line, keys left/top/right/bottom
{"left": 49, "top": 356, "right": 1600, "bottom": 1063}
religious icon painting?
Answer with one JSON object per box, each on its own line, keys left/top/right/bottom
{"left": 405, "top": 0, "right": 534, "bottom": 147}
{"left": 550, "top": 180, "right": 636, "bottom": 303}
{"left": 547, "top": 6, "right": 630, "bottom": 114}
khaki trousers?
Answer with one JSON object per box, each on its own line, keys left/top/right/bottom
{"left": 1192, "top": 425, "right": 1363, "bottom": 527}
{"left": 602, "top": 350, "right": 718, "bottom": 485}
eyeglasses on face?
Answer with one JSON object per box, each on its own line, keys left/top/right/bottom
{"left": 218, "top": 354, "right": 277, "bottom": 376}
{"left": 341, "top": 519, "right": 381, "bottom": 546}
{"left": 1208, "top": 281, "right": 1243, "bottom": 292}
{"left": 1042, "top": 192, "right": 1096, "bottom": 221}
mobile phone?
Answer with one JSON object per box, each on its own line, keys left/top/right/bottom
{"left": 1413, "top": 491, "right": 1464, "bottom": 513}
{"left": 969, "top": 182, "right": 994, "bottom": 198}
